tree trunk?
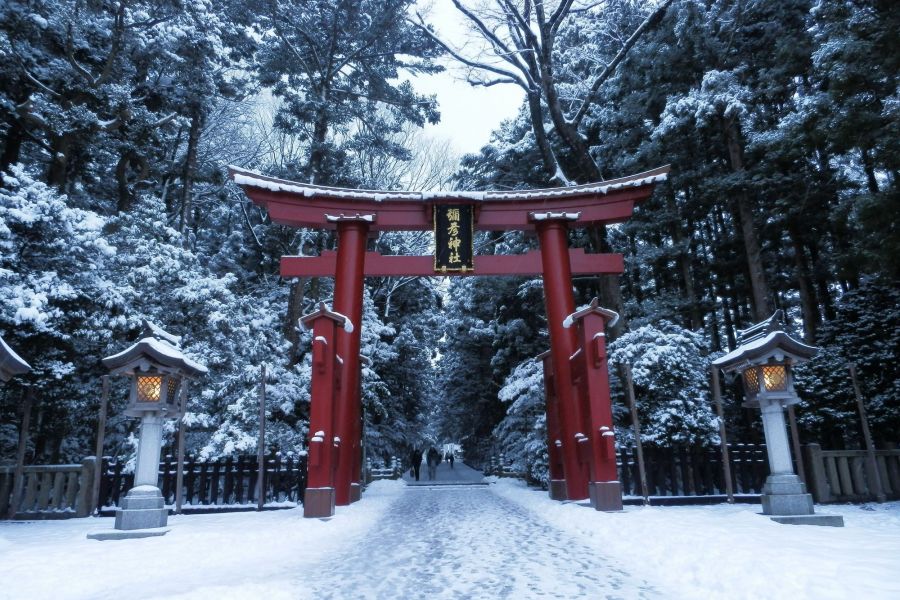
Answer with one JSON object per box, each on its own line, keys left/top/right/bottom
{"left": 307, "top": 86, "right": 332, "bottom": 184}
{"left": 47, "top": 133, "right": 74, "bottom": 190}
{"left": 667, "top": 193, "right": 703, "bottom": 330}
{"left": 724, "top": 119, "right": 771, "bottom": 321}
{"left": 0, "top": 118, "right": 25, "bottom": 181}
{"left": 180, "top": 108, "right": 204, "bottom": 235}
{"left": 541, "top": 69, "right": 600, "bottom": 181}
{"left": 285, "top": 277, "right": 307, "bottom": 365}
{"left": 588, "top": 226, "right": 625, "bottom": 337}
{"left": 525, "top": 91, "right": 562, "bottom": 181}
{"left": 861, "top": 148, "right": 880, "bottom": 194}
{"left": 787, "top": 222, "right": 820, "bottom": 342}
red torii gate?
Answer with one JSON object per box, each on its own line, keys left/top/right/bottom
{"left": 231, "top": 165, "right": 669, "bottom": 517}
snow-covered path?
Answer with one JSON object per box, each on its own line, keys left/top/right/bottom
{"left": 300, "top": 472, "right": 657, "bottom": 599}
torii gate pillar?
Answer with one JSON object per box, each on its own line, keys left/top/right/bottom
{"left": 540, "top": 351, "right": 567, "bottom": 500}
{"left": 300, "top": 303, "right": 351, "bottom": 518}
{"left": 536, "top": 216, "right": 590, "bottom": 500}
{"left": 568, "top": 299, "right": 623, "bottom": 511}
{"left": 331, "top": 217, "right": 371, "bottom": 506}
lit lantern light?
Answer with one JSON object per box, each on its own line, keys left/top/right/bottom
{"left": 713, "top": 311, "right": 843, "bottom": 526}
{"left": 742, "top": 362, "right": 789, "bottom": 397}
{"left": 90, "top": 320, "right": 207, "bottom": 539}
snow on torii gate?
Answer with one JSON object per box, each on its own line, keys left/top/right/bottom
{"left": 230, "top": 165, "right": 669, "bottom": 518}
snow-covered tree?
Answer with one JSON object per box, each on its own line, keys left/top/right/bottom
{"left": 0, "top": 165, "right": 116, "bottom": 460}
{"left": 609, "top": 321, "right": 718, "bottom": 446}
{"left": 494, "top": 358, "right": 549, "bottom": 485}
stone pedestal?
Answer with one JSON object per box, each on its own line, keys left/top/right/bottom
{"left": 549, "top": 479, "right": 567, "bottom": 501}
{"left": 589, "top": 481, "right": 623, "bottom": 511}
{"left": 761, "top": 474, "right": 813, "bottom": 515}
{"left": 115, "top": 485, "right": 169, "bottom": 529}
{"left": 760, "top": 474, "right": 844, "bottom": 526}
{"left": 349, "top": 482, "right": 362, "bottom": 503}
{"left": 89, "top": 485, "right": 170, "bottom": 540}
{"left": 304, "top": 486, "right": 336, "bottom": 518}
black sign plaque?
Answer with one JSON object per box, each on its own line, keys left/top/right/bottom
{"left": 433, "top": 205, "right": 474, "bottom": 272}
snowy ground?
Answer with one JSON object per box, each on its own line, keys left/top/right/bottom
{"left": 1, "top": 463, "right": 898, "bottom": 600}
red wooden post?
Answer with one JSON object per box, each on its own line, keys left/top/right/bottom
{"left": 300, "top": 302, "right": 349, "bottom": 518}
{"left": 568, "top": 299, "right": 623, "bottom": 511}
{"left": 536, "top": 216, "right": 589, "bottom": 500}
{"left": 540, "top": 351, "right": 566, "bottom": 500}
{"left": 331, "top": 217, "right": 370, "bottom": 506}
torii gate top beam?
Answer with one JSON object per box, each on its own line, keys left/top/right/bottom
{"left": 229, "top": 165, "right": 669, "bottom": 232}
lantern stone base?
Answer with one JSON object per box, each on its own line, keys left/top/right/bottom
{"left": 589, "top": 481, "right": 624, "bottom": 511}
{"left": 549, "top": 479, "right": 567, "bottom": 501}
{"left": 770, "top": 514, "right": 844, "bottom": 527}
{"left": 350, "top": 482, "right": 362, "bottom": 503}
{"left": 88, "top": 527, "right": 171, "bottom": 541}
{"left": 114, "top": 485, "right": 169, "bottom": 531}
{"left": 761, "top": 474, "right": 815, "bottom": 516}
{"left": 304, "top": 487, "right": 336, "bottom": 518}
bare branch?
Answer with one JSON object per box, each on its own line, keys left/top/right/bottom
{"left": 20, "top": 69, "right": 61, "bottom": 99}
{"left": 408, "top": 15, "right": 531, "bottom": 90}
{"left": 498, "top": 0, "right": 541, "bottom": 50}
{"left": 549, "top": 0, "right": 579, "bottom": 34}
{"left": 66, "top": 23, "right": 97, "bottom": 86}
{"left": 450, "top": 0, "right": 533, "bottom": 77}
{"left": 152, "top": 112, "right": 179, "bottom": 128}
{"left": 467, "top": 76, "right": 521, "bottom": 88}
{"left": 569, "top": 0, "right": 674, "bottom": 128}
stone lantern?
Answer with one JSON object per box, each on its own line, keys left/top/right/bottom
{"left": 0, "top": 335, "right": 31, "bottom": 383}
{"left": 713, "top": 311, "right": 842, "bottom": 526}
{"left": 92, "top": 320, "right": 207, "bottom": 539}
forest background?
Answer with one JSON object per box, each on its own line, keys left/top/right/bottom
{"left": 1, "top": 0, "right": 897, "bottom": 484}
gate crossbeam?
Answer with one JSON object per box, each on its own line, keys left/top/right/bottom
{"left": 281, "top": 249, "right": 623, "bottom": 278}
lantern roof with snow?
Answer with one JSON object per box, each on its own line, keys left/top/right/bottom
{"left": 102, "top": 320, "right": 207, "bottom": 377}
{"left": 712, "top": 311, "right": 817, "bottom": 374}
{"left": 0, "top": 335, "right": 31, "bottom": 383}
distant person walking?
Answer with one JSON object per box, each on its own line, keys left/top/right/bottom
{"left": 449, "top": 452, "right": 455, "bottom": 469}
{"left": 426, "top": 447, "right": 441, "bottom": 480}
{"left": 409, "top": 448, "right": 422, "bottom": 481}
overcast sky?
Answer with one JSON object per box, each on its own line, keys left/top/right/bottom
{"left": 412, "top": 1, "right": 525, "bottom": 155}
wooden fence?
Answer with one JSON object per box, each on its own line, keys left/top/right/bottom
{"left": 487, "top": 443, "right": 770, "bottom": 501}
{"left": 618, "top": 444, "right": 768, "bottom": 498}
{"left": 0, "top": 458, "right": 96, "bottom": 519}
{"left": 805, "top": 444, "right": 900, "bottom": 503}
{"left": 99, "top": 453, "right": 307, "bottom": 512}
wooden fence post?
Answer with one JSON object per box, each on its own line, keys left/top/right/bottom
{"left": 8, "top": 387, "right": 34, "bottom": 519}
{"left": 710, "top": 367, "right": 734, "bottom": 503}
{"left": 175, "top": 382, "right": 189, "bottom": 514}
{"left": 76, "top": 457, "right": 96, "bottom": 517}
{"left": 90, "top": 376, "right": 109, "bottom": 516}
{"left": 257, "top": 363, "right": 266, "bottom": 511}
{"left": 623, "top": 365, "right": 649, "bottom": 505}
{"left": 787, "top": 405, "right": 806, "bottom": 484}
{"left": 849, "top": 363, "right": 886, "bottom": 502}
{"left": 804, "top": 443, "right": 832, "bottom": 503}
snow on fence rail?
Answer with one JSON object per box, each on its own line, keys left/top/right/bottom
{"left": 805, "top": 443, "right": 900, "bottom": 503}
{"left": 99, "top": 453, "right": 307, "bottom": 513}
{"left": 0, "top": 458, "right": 96, "bottom": 519}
